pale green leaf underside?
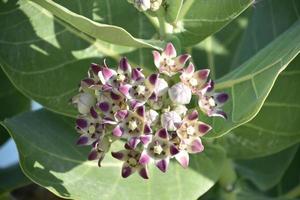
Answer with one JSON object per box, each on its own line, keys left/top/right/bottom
{"left": 30, "top": 0, "right": 163, "bottom": 49}
{"left": 177, "top": 0, "right": 253, "bottom": 47}
{"left": 220, "top": 58, "right": 300, "bottom": 158}
{"left": 0, "top": 0, "right": 155, "bottom": 118}
{"left": 205, "top": 20, "right": 300, "bottom": 138}
{"left": 1, "top": 109, "right": 225, "bottom": 200}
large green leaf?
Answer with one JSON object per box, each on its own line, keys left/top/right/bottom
{"left": 220, "top": 57, "right": 300, "bottom": 158}
{"left": 203, "top": 20, "right": 300, "bottom": 138}
{"left": 29, "top": 0, "right": 162, "bottom": 49}
{"left": 235, "top": 145, "right": 299, "bottom": 191}
{"left": 1, "top": 109, "right": 225, "bottom": 200}
{"left": 0, "top": 164, "right": 31, "bottom": 196}
{"left": 0, "top": 68, "right": 30, "bottom": 145}
{"left": 192, "top": 0, "right": 300, "bottom": 78}
{"left": 0, "top": 0, "right": 156, "bottom": 118}
{"left": 230, "top": 0, "right": 300, "bottom": 69}
{"left": 176, "top": 0, "right": 253, "bottom": 47}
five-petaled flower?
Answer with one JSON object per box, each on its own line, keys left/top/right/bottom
{"left": 72, "top": 42, "right": 229, "bottom": 179}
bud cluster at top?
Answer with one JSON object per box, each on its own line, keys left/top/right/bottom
{"left": 127, "top": 0, "right": 163, "bottom": 12}
{"left": 72, "top": 43, "right": 229, "bottom": 179}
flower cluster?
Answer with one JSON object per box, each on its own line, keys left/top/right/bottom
{"left": 72, "top": 43, "right": 229, "bottom": 179}
{"left": 127, "top": 0, "right": 163, "bottom": 12}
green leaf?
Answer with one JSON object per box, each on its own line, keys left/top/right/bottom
{"left": 29, "top": 0, "right": 162, "bottom": 49}
{"left": 1, "top": 109, "right": 225, "bottom": 200}
{"left": 235, "top": 145, "right": 299, "bottom": 191}
{"left": 230, "top": 0, "right": 300, "bottom": 70}
{"left": 0, "top": 68, "right": 30, "bottom": 145}
{"left": 203, "top": 20, "right": 300, "bottom": 138}
{"left": 219, "top": 56, "right": 300, "bottom": 158}
{"left": 176, "top": 0, "right": 253, "bottom": 47}
{"left": 192, "top": 0, "right": 300, "bottom": 79}
{"left": 165, "top": 0, "right": 183, "bottom": 23}
{"left": 0, "top": 0, "right": 155, "bottom": 118}
{"left": 0, "top": 164, "right": 31, "bottom": 195}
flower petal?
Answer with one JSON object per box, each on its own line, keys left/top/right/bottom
{"left": 163, "top": 43, "right": 176, "bottom": 58}
{"left": 127, "top": 137, "right": 140, "bottom": 149}
{"left": 215, "top": 93, "right": 229, "bottom": 104}
{"left": 152, "top": 51, "right": 161, "bottom": 68}
{"left": 197, "top": 122, "right": 212, "bottom": 136}
{"left": 88, "top": 149, "right": 99, "bottom": 160}
{"left": 90, "top": 107, "right": 98, "bottom": 119}
{"left": 132, "top": 68, "right": 144, "bottom": 81}
{"left": 121, "top": 165, "right": 133, "bottom": 178}
{"left": 139, "top": 150, "right": 151, "bottom": 165}
{"left": 136, "top": 106, "right": 145, "bottom": 118}
{"left": 187, "top": 110, "right": 198, "bottom": 121}
{"left": 111, "top": 151, "right": 126, "bottom": 160}
{"left": 175, "top": 151, "right": 189, "bottom": 168}
{"left": 119, "top": 84, "right": 131, "bottom": 98}
{"left": 76, "top": 118, "right": 88, "bottom": 129}
{"left": 91, "top": 63, "right": 102, "bottom": 75}
{"left": 156, "top": 128, "right": 169, "bottom": 139}
{"left": 113, "top": 125, "right": 124, "bottom": 137}
{"left": 155, "top": 158, "right": 169, "bottom": 173}
{"left": 175, "top": 54, "right": 190, "bottom": 66}
{"left": 140, "top": 135, "right": 152, "bottom": 145}
{"left": 188, "top": 138, "right": 204, "bottom": 153}
{"left": 119, "top": 57, "right": 131, "bottom": 73}
{"left": 98, "top": 101, "right": 110, "bottom": 113}
{"left": 139, "top": 167, "right": 149, "bottom": 179}
{"left": 170, "top": 145, "right": 179, "bottom": 156}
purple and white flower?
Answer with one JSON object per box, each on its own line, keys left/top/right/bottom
{"left": 72, "top": 43, "right": 229, "bottom": 179}
{"left": 153, "top": 43, "right": 190, "bottom": 77}
{"left": 198, "top": 80, "right": 229, "bottom": 119}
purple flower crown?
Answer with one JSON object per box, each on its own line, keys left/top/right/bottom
{"left": 72, "top": 43, "right": 229, "bottom": 179}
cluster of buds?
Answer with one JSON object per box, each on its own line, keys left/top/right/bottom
{"left": 72, "top": 43, "right": 229, "bottom": 179}
{"left": 127, "top": 0, "right": 163, "bottom": 12}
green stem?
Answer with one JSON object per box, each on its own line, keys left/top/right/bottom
{"left": 283, "top": 185, "right": 300, "bottom": 199}
{"left": 156, "top": 8, "right": 167, "bottom": 40}
{"left": 218, "top": 159, "right": 238, "bottom": 200}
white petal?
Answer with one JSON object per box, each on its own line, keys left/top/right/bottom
{"left": 168, "top": 83, "right": 192, "bottom": 105}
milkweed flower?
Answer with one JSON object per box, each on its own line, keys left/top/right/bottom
{"left": 153, "top": 43, "right": 190, "bottom": 76}
{"left": 72, "top": 42, "right": 229, "bottom": 179}
{"left": 198, "top": 80, "right": 229, "bottom": 119}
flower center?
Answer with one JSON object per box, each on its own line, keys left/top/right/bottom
{"left": 88, "top": 125, "right": 96, "bottom": 134}
{"left": 189, "top": 78, "right": 198, "bottom": 86}
{"left": 208, "top": 97, "right": 216, "bottom": 107}
{"left": 116, "top": 74, "right": 126, "bottom": 82}
{"left": 186, "top": 126, "right": 195, "bottom": 135}
{"left": 128, "top": 120, "right": 138, "bottom": 131}
{"left": 128, "top": 157, "right": 137, "bottom": 167}
{"left": 136, "top": 85, "right": 146, "bottom": 95}
{"left": 153, "top": 144, "right": 163, "bottom": 155}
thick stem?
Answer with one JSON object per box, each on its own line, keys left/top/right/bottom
{"left": 219, "top": 159, "right": 238, "bottom": 200}
{"left": 156, "top": 8, "right": 167, "bottom": 40}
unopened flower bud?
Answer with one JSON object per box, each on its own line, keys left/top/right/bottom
{"left": 150, "top": 0, "right": 163, "bottom": 11}
{"left": 161, "top": 111, "right": 181, "bottom": 131}
{"left": 146, "top": 109, "right": 159, "bottom": 125}
{"left": 74, "top": 93, "right": 96, "bottom": 114}
{"left": 168, "top": 83, "right": 192, "bottom": 105}
{"left": 155, "top": 78, "right": 168, "bottom": 96}
{"left": 134, "top": 0, "right": 151, "bottom": 11}
{"left": 173, "top": 105, "right": 188, "bottom": 117}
